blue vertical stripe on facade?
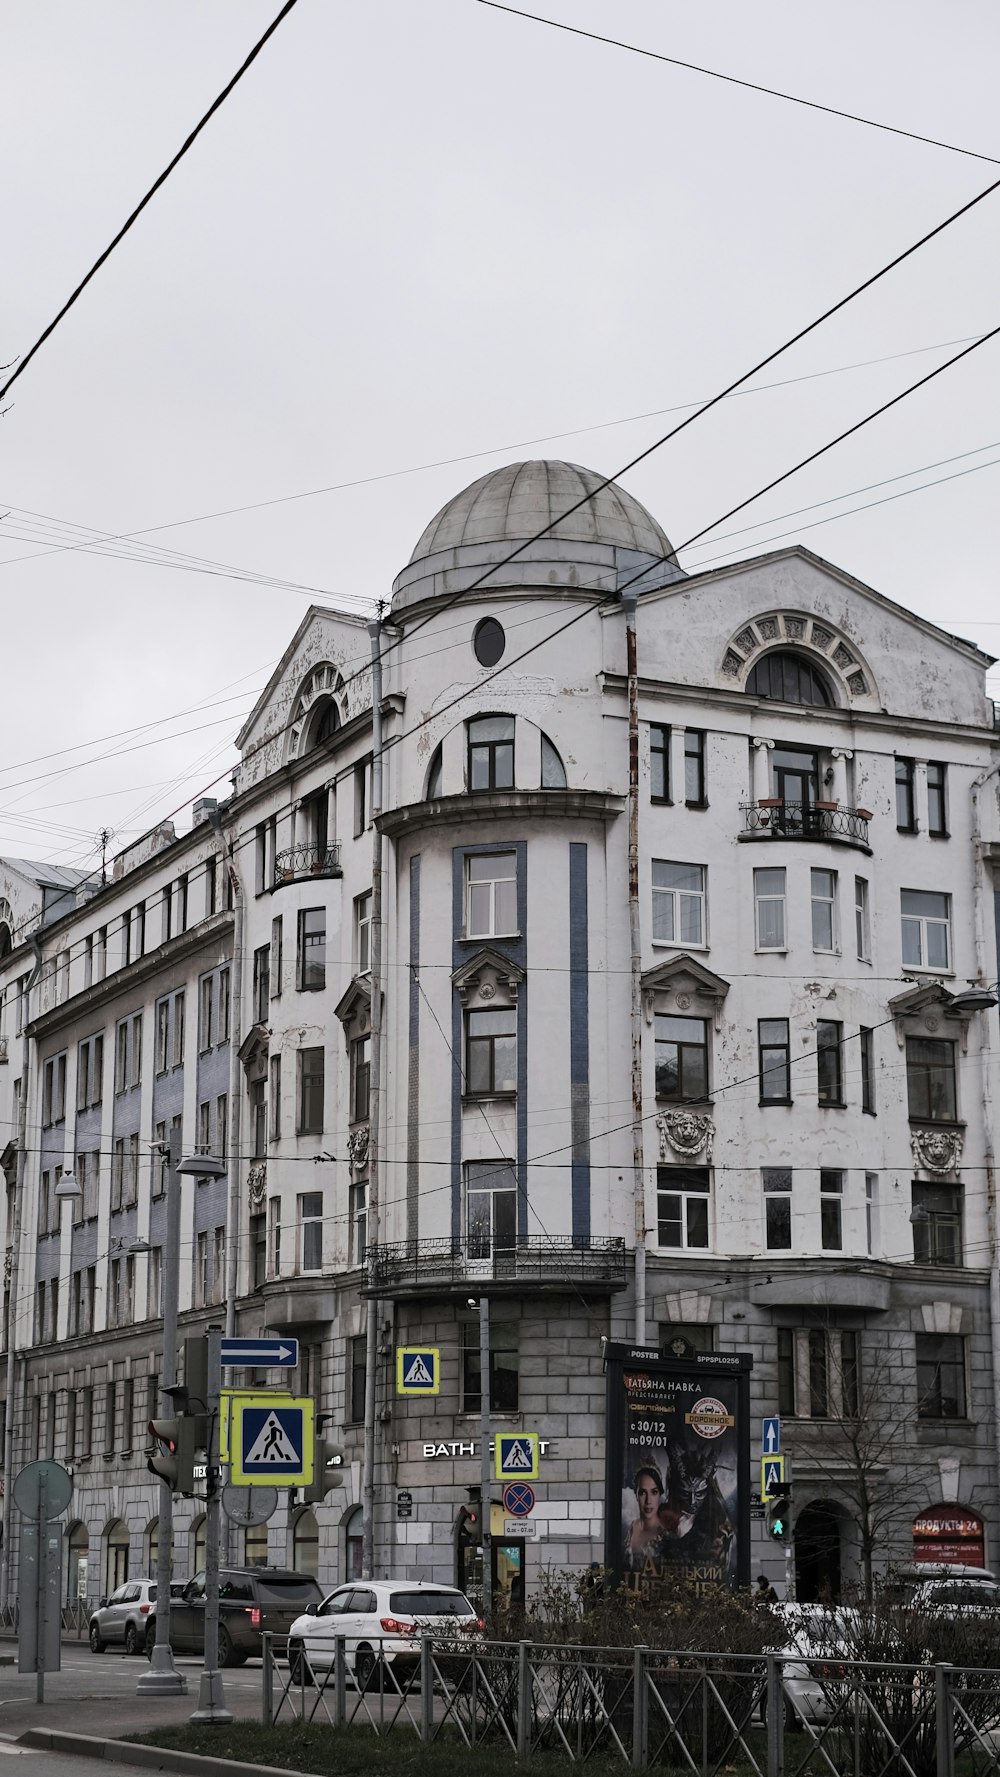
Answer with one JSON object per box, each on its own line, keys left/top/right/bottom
{"left": 569, "top": 842, "right": 591, "bottom": 1240}
{"left": 407, "top": 855, "right": 421, "bottom": 1244}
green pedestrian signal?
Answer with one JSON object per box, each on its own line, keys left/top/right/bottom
{"left": 767, "top": 1481, "right": 792, "bottom": 1541}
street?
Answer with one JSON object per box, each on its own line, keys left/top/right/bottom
{"left": 0, "top": 1645, "right": 262, "bottom": 1743}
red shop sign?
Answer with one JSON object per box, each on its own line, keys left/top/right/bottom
{"left": 912, "top": 1503, "right": 985, "bottom": 1567}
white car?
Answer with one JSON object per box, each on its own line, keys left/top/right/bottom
{"left": 772, "top": 1604, "right": 859, "bottom": 1727}
{"left": 89, "top": 1579, "right": 158, "bottom": 1655}
{"left": 287, "top": 1579, "right": 482, "bottom": 1689}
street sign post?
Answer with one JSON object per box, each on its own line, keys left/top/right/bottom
{"left": 502, "top": 1481, "right": 535, "bottom": 1517}
{"left": 230, "top": 1394, "right": 315, "bottom": 1486}
{"left": 220, "top": 1337, "right": 298, "bottom": 1368}
{"left": 221, "top": 1484, "right": 279, "bottom": 1526}
{"left": 14, "top": 1461, "right": 73, "bottom": 1701}
{"left": 503, "top": 1519, "right": 541, "bottom": 1540}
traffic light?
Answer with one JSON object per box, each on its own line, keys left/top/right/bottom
{"left": 768, "top": 1482, "right": 792, "bottom": 1541}
{"left": 147, "top": 1415, "right": 207, "bottom": 1494}
{"left": 459, "top": 1486, "right": 482, "bottom": 1546}
{"left": 303, "top": 1440, "right": 345, "bottom": 1505}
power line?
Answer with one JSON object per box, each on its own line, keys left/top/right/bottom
{"left": 474, "top": 1, "right": 1000, "bottom": 168}
{"left": 0, "top": 0, "right": 301, "bottom": 408}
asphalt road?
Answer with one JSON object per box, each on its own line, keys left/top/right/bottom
{"left": 0, "top": 1644, "right": 263, "bottom": 1741}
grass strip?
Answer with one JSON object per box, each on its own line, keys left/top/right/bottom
{"left": 126, "top": 1720, "right": 643, "bottom": 1776}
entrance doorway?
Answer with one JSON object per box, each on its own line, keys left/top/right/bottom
{"left": 794, "top": 1503, "right": 841, "bottom": 1602}
{"left": 104, "top": 1520, "right": 129, "bottom": 1595}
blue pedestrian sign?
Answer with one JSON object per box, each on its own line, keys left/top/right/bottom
{"left": 397, "top": 1347, "right": 440, "bottom": 1395}
{"left": 762, "top": 1416, "right": 780, "bottom": 1455}
{"left": 502, "top": 1481, "right": 535, "bottom": 1518}
{"left": 220, "top": 1337, "right": 299, "bottom": 1368}
{"left": 231, "top": 1394, "right": 314, "bottom": 1486}
{"left": 495, "top": 1433, "right": 539, "bottom": 1480}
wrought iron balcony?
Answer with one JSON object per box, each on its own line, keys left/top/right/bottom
{"left": 364, "top": 1235, "right": 627, "bottom": 1297}
{"left": 740, "top": 800, "right": 871, "bottom": 848}
{"left": 273, "top": 842, "right": 342, "bottom": 886}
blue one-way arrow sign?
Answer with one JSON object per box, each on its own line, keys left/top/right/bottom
{"left": 220, "top": 1337, "right": 299, "bottom": 1368}
{"left": 762, "top": 1416, "right": 780, "bottom": 1455}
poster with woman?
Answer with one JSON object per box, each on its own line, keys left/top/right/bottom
{"left": 604, "top": 1343, "right": 751, "bottom": 1595}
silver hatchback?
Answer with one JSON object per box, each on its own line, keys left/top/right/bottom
{"left": 89, "top": 1579, "right": 157, "bottom": 1655}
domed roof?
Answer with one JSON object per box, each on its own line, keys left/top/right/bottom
{"left": 408, "top": 460, "right": 676, "bottom": 564}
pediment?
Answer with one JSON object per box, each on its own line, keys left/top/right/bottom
{"left": 452, "top": 948, "right": 525, "bottom": 1002}
{"left": 238, "top": 1021, "right": 269, "bottom": 1075}
{"left": 641, "top": 955, "right": 730, "bottom": 1031}
{"left": 888, "top": 980, "right": 969, "bottom": 1051}
{"left": 334, "top": 976, "right": 372, "bottom": 1031}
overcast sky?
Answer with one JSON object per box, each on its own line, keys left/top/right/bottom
{"left": 3, "top": 0, "right": 999, "bottom": 875}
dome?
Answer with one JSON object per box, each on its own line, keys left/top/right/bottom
{"left": 408, "top": 460, "right": 677, "bottom": 565}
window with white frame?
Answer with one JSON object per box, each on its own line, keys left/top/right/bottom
{"left": 466, "top": 1159, "right": 517, "bottom": 1260}
{"left": 350, "top": 1180, "right": 367, "bottom": 1265}
{"left": 754, "top": 867, "right": 786, "bottom": 949}
{"left": 656, "top": 1166, "right": 710, "bottom": 1249}
{"left": 155, "top": 1001, "right": 169, "bottom": 1074}
{"left": 901, "top": 889, "right": 951, "bottom": 970}
{"left": 855, "top": 876, "right": 871, "bottom": 962}
{"left": 466, "top": 852, "right": 517, "bottom": 938}
{"left": 865, "top": 1173, "right": 879, "bottom": 1255}
{"left": 810, "top": 868, "right": 837, "bottom": 952}
{"left": 763, "top": 1167, "right": 792, "bottom": 1249}
{"left": 299, "top": 1193, "right": 323, "bottom": 1271}
{"left": 267, "top": 1196, "right": 282, "bottom": 1276}
{"left": 820, "top": 1169, "right": 843, "bottom": 1250}
{"left": 465, "top": 1007, "right": 516, "bottom": 1095}
{"left": 198, "top": 975, "right": 213, "bottom": 1051}
{"left": 355, "top": 891, "right": 372, "bottom": 974}
{"left": 468, "top": 715, "right": 514, "bottom": 790}
{"left": 651, "top": 861, "right": 706, "bottom": 946}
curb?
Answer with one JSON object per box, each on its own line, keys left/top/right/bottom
{"left": 18, "top": 1728, "right": 311, "bottom": 1777}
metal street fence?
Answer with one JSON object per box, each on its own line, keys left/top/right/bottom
{"left": 0, "top": 1599, "right": 90, "bottom": 1637}
{"left": 260, "top": 1633, "right": 1000, "bottom": 1777}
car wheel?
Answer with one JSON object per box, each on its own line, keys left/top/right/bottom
{"left": 124, "top": 1623, "right": 140, "bottom": 1656}
{"left": 288, "top": 1642, "right": 313, "bottom": 1687}
{"left": 145, "top": 1628, "right": 156, "bottom": 1661}
{"left": 217, "top": 1626, "right": 238, "bottom": 1669}
{"left": 89, "top": 1622, "right": 105, "bottom": 1654}
{"left": 355, "top": 1646, "right": 382, "bottom": 1694}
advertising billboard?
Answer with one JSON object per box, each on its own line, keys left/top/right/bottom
{"left": 604, "top": 1343, "right": 752, "bottom": 1595}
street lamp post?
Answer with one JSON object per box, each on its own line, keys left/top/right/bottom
{"left": 137, "top": 1138, "right": 189, "bottom": 1697}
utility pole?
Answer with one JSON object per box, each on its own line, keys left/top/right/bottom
{"left": 479, "top": 1295, "right": 492, "bottom": 1626}
{"left": 361, "top": 618, "right": 384, "bottom": 1579}
{"left": 1, "top": 941, "right": 42, "bottom": 1610}
{"left": 623, "top": 589, "right": 647, "bottom": 1344}
{"left": 208, "top": 804, "right": 243, "bottom": 1568}
{"left": 137, "top": 1129, "right": 186, "bottom": 1696}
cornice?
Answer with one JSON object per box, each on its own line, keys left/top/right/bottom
{"left": 27, "top": 909, "right": 234, "bottom": 1041}
{"left": 379, "top": 787, "right": 624, "bottom": 839}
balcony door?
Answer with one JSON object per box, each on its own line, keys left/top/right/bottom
{"left": 772, "top": 746, "right": 818, "bottom": 829}
{"left": 466, "top": 1160, "right": 517, "bottom": 1271}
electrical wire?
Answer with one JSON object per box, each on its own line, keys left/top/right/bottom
{"left": 0, "top": 0, "right": 302, "bottom": 408}
{"left": 474, "top": 2, "right": 1000, "bottom": 168}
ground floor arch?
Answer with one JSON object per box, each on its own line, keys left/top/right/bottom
{"left": 794, "top": 1501, "right": 843, "bottom": 1603}
{"left": 66, "top": 1521, "right": 89, "bottom": 1603}
{"left": 103, "top": 1519, "right": 130, "bottom": 1596}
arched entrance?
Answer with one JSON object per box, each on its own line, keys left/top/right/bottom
{"left": 913, "top": 1504, "right": 985, "bottom": 1567}
{"left": 292, "top": 1508, "right": 318, "bottom": 1578}
{"left": 345, "top": 1508, "right": 363, "bottom": 1582}
{"left": 66, "top": 1522, "right": 89, "bottom": 1603}
{"left": 146, "top": 1518, "right": 159, "bottom": 1577}
{"left": 794, "top": 1503, "right": 842, "bottom": 1602}
{"left": 104, "top": 1520, "right": 129, "bottom": 1595}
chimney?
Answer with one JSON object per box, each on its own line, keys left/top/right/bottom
{"left": 192, "top": 797, "right": 219, "bottom": 826}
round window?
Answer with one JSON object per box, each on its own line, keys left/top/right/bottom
{"left": 473, "top": 618, "right": 505, "bottom": 668}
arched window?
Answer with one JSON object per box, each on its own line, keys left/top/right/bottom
{"left": 244, "top": 1522, "right": 269, "bottom": 1567}
{"left": 426, "top": 743, "right": 443, "bottom": 800}
{"left": 746, "top": 651, "right": 833, "bottom": 707}
{"left": 67, "top": 1521, "right": 89, "bottom": 1604}
{"left": 541, "top": 734, "right": 567, "bottom": 789}
{"left": 104, "top": 1519, "right": 130, "bottom": 1595}
{"left": 310, "top": 698, "right": 340, "bottom": 750}
{"left": 293, "top": 1507, "right": 319, "bottom": 1578}
{"left": 0, "top": 923, "right": 11, "bottom": 961}
{"left": 345, "top": 1507, "right": 363, "bottom": 1582}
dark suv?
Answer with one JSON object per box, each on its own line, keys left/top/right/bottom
{"left": 144, "top": 1566, "right": 323, "bottom": 1666}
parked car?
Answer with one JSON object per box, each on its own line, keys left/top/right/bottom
{"left": 769, "top": 1604, "right": 858, "bottom": 1727}
{"left": 89, "top": 1579, "right": 158, "bottom": 1655}
{"left": 144, "top": 1566, "right": 323, "bottom": 1667}
{"left": 286, "top": 1579, "right": 482, "bottom": 1688}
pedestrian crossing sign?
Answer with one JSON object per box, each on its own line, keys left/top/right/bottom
{"left": 495, "top": 1432, "right": 539, "bottom": 1480}
{"left": 396, "top": 1347, "right": 440, "bottom": 1395}
{"left": 230, "top": 1393, "right": 315, "bottom": 1486}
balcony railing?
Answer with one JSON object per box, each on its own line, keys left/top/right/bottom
{"left": 740, "top": 799, "right": 871, "bottom": 846}
{"left": 365, "top": 1235, "right": 627, "bottom": 1296}
{"left": 273, "top": 842, "right": 342, "bottom": 886}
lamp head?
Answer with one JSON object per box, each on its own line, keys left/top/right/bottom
{"left": 175, "top": 1151, "right": 227, "bottom": 1180}
{"left": 54, "top": 1170, "right": 81, "bottom": 1199}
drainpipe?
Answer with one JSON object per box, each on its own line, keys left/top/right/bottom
{"left": 0, "top": 936, "right": 43, "bottom": 1609}
{"left": 623, "top": 591, "right": 647, "bottom": 1345}
{"left": 361, "top": 620, "right": 385, "bottom": 1578}
{"left": 209, "top": 807, "right": 244, "bottom": 1566}
{"left": 970, "top": 765, "right": 1000, "bottom": 1512}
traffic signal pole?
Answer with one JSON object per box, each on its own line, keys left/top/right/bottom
{"left": 137, "top": 1134, "right": 185, "bottom": 1697}
{"left": 190, "top": 1325, "right": 232, "bottom": 1725}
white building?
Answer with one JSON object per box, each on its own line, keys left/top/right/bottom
{"left": 2, "top": 459, "right": 999, "bottom": 1608}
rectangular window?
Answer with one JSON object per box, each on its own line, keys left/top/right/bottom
{"left": 654, "top": 1015, "right": 708, "bottom": 1101}
{"left": 42, "top": 1059, "right": 53, "bottom": 1127}
{"left": 253, "top": 945, "right": 270, "bottom": 1023}
{"left": 860, "top": 1026, "right": 876, "bottom": 1114}
{"left": 269, "top": 1056, "right": 281, "bottom": 1142}
{"left": 350, "top": 1035, "right": 370, "bottom": 1123}
{"left": 763, "top": 1166, "right": 792, "bottom": 1250}
{"left": 205, "top": 855, "right": 217, "bottom": 917}
{"left": 810, "top": 868, "right": 837, "bottom": 952}
{"left": 198, "top": 975, "right": 213, "bottom": 1051}
{"left": 126, "top": 1132, "right": 139, "bottom": 1205}
{"left": 896, "top": 757, "right": 916, "bottom": 831}
{"left": 264, "top": 1196, "right": 280, "bottom": 1277}
{"left": 684, "top": 729, "right": 706, "bottom": 805}
{"left": 176, "top": 874, "right": 188, "bottom": 934}
{"left": 901, "top": 889, "right": 951, "bottom": 970}
{"left": 462, "top": 1319, "right": 519, "bottom": 1413}
{"left": 866, "top": 1173, "right": 879, "bottom": 1255}
{"left": 299, "top": 1193, "right": 323, "bottom": 1271}
{"left": 297, "top": 908, "right": 326, "bottom": 991}
{"left": 777, "top": 1329, "right": 795, "bottom": 1416}
{"left": 250, "top": 1213, "right": 266, "bottom": 1290}
{"left": 148, "top": 1248, "right": 162, "bottom": 1319}
{"left": 354, "top": 755, "right": 373, "bottom": 834}
{"left": 650, "top": 724, "right": 670, "bottom": 801}
{"left": 855, "top": 877, "right": 870, "bottom": 962}
{"left": 111, "top": 1138, "right": 124, "bottom": 1212}
{"left": 91, "top": 1033, "right": 103, "bottom": 1105}
{"left": 163, "top": 880, "right": 173, "bottom": 943}
{"left": 350, "top": 1180, "right": 367, "bottom": 1265}
{"left": 299, "top": 1047, "right": 325, "bottom": 1134}
{"left": 77, "top": 1041, "right": 90, "bottom": 1112}
{"left": 817, "top": 1020, "right": 844, "bottom": 1106}
{"left": 270, "top": 917, "right": 283, "bottom": 999}
{"left": 911, "top": 1181, "right": 963, "bottom": 1265}
{"left": 197, "top": 1101, "right": 211, "bottom": 1153}
{"left": 350, "top": 1335, "right": 367, "bottom": 1423}
{"left": 466, "top": 852, "right": 517, "bottom": 938}
{"left": 218, "top": 969, "right": 231, "bottom": 1043}
{"left": 754, "top": 867, "right": 786, "bottom": 949}
{"left": 820, "top": 1169, "right": 843, "bottom": 1250}
{"left": 808, "top": 1328, "right": 829, "bottom": 1416}
{"left": 171, "top": 994, "right": 183, "bottom": 1068}
{"left": 216, "top": 1094, "right": 228, "bottom": 1161}
{"left": 194, "top": 1231, "right": 209, "bottom": 1308}
{"left": 465, "top": 1007, "right": 516, "bottom": 1095}
{"left": 759, "top": 1019, "right": 791, "bottom": 1103}
{"left": 466, "top": 1158, "right": 517, "bottom": 1259}
{"left": 916, "top": 1333, "right": 966, "bottom": 1419}
{"left": 155, "top": 1000, "right": 169, "bottom": 1074}
{"left": 355, "top": 892, "right": 372, "bottom": 974}
{"left": 468, "top": 715, "right": 514, "bottom": 790}
{"left": 651, "top": 861, "right": 706, "bottom": 946}
{"left": 250, "top": 1080, "right": 267, "bottom": 1158}
{"left": 255, "top": 824, "right": 267, "bottom": 897}
{"left": 133, "top": 903, "right": 145, "bottom": 959}
{"left": 152, "top": 1123, "right": 167, "bottom": 1199}
{"left": 906, "top": 1036, "right": 957, "bottom": 1122}
{"left": 130, "top": 1013, "right": 142, "bottom": 1087}
{"left": 927, "top": 761, "right": 947, "bottom": 837}
{"left": 656, "top": 1166, "right": 710, "bottom": 1249}
{"left": 212, "top": 1227, "right": 225, "bottom": 1303}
